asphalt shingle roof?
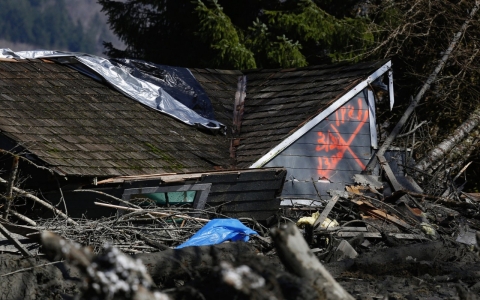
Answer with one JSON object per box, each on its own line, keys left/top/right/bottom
{"left": 0, "top": 58, "right": 389, "bottom": 176}
{"left": 0, "top": 58, "right": 230, "bottom": 176}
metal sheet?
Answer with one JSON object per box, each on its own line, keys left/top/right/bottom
{"left": 388, "top": 69, "right": 395, "bottom": 110}
{"left": 111, "top": 58, "right": 217, "bottom": 121}
{"left": 367, "top": 89, "right": 378, "bottom": 149}
{"left": 0, "top": 49, "right": 224, "bottom": 131}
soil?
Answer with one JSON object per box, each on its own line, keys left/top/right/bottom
{"left": 0, "top": 254, "right": 80, "bottom": 300}
{"left": 1, "top": 238, "right": 479, "bottom": 299}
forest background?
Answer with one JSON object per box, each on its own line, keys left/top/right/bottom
{"left": 0, "top": 0, "right": 122, "bottom": 55}
{"left": 1, "top": 0, "right": 479, "bottom": 193}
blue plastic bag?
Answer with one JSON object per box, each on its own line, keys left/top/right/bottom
{"left": 176, "top": 219, "right": 258, "bottom": 249}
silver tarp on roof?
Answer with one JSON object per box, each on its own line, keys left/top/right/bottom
{"left": 0, "top": 49, "right": 224, "bottom": 132}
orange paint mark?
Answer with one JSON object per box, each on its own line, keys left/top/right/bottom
{"left": 348, "top": 147, "right": 366, "bottom": 169}
{"left": 357, "top": 98, "right": 363, "bottom": 120}
{"left": 317, "top": 156, "right": 341, "bottom": 178}
{"left": 316, "top": 98, "right": 370, "bottom": 178}
{"left": 347, "top": 105, "right": 354, "bottom": 120}
{"left": 316, "top": 131, "right": 346, "bottom": 152}
{"left": 340, "top": 107, "right": 346, "bottom": 124}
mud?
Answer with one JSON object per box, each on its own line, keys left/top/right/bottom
{"left": 0, "top": 254, "right": 80, "bottom": 300}
{"left": 1, "top": 239, "right": 479, "bottom": 299}
{"left": 135, "top": 240, "right": 480, "bottom": 299}
{"left": 327, "top": 241, "right": 480, "bottom": 299}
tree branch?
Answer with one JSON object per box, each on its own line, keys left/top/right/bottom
{"left": 364, "top": 0, "right": 480, "bottom": 173}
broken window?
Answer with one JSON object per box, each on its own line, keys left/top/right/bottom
{"left": 130, "top": 191, "right": 197, "bottom": 207}
{"left": 121, "top": 183, "right": 212, "bottom": 209}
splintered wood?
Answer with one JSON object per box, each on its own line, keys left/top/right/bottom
{"left": 352, "top": 200, "right": 413, "bottom": 230}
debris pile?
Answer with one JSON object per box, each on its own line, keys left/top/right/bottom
{"left": 0, "top": 158, "right": 480, "bottom": 299}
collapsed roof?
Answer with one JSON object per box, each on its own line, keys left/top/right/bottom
{"left": 0, "top": 49, "right": 390, "bottom": 177}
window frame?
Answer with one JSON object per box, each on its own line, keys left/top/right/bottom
{"left": 121, "top": 183, "right": 212, "bottom": 209}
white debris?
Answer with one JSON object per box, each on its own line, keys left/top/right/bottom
{"left": 221, "top": 261, "right": 265, "bottom": 291}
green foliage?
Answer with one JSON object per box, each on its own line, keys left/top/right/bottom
{"left": 245, "top": 19, "right": 307, "bottom": 68}
{"left": 265, "top": 0, "right": 337, "bottom": 42}
{"left": 0, "top": 0, "right": 95, "bottom": 52}
{"left": 266, "top": 35, "right": 307, "bottom": 68}
{"left": 100, "top": 0, "right": 376, "bottom": 69}
{"left": 194, "top": 0, "right": 256, "bottom": 69}
{"left": 264, "top": 0, "right": 374, "bottom": 61}
{"left": 329, "top": 17, "right": 374, "bottom": 61}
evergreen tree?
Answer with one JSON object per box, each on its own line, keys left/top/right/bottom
{"left": 99, "top": 0, "right": 376, "bottom": 69}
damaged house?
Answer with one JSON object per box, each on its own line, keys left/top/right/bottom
{"left": 0, "top": 49, "right": 393, "bottom": 220}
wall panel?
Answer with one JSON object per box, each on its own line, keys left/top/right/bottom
{"left": 265, "top": 90, "right": 373, "bottom": 200}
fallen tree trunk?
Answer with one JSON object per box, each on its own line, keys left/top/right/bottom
{"left": 271, "top": 223, "right": 354, "bottom": 300}
{"left": 41, "top": 231, "right": 167, "bottom": 300}
{"left": 0, "top": 177, "right": 78, "bottom": 226}
{"left": 364, "top": 0, "right": 480, "bottom": 173}
{"left": 416, "top": 107, "right": 480, "bottom": 172}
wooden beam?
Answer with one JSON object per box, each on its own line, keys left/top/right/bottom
{"left": 313, "top": 195, "right": 339, "bottom": 229}
{"left": 336, "top": 232, "right": 427, "bottom": 240}
{"left": 352, "top": 200, "right": 413, "bottom": 230}
{"left": 0, "top": 223, "right": 31, "bottom": 257}
{"left": 377, "top": 155, "right": 404, "bottom": 191}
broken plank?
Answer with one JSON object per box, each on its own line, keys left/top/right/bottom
{"left": 0, "top": 223, "right": 31, "bottom": 257}
{"left": 336, "top": 231, "right": 427, "bottom": 240}
{"left": 325, "top": 227, "right": 368, "bottom": 232}
{"left": 352, "top": 200, "right": 413, "bottom": 230}
{"left": 377, "top": 154, "right": 404, "bottom": 191}
{"left": 202, "top": 169, "right": 285, "bottom": 183}
{"left": 313, "top": 195, "right": 339, "bottom": 229}
{"left": 159, "top": 173, "right": 202, "bottom": 183}
{"left": 353, "top": 174, "right": 383, "bottom": 189}
{"left": 97, "top": 173, "right": 177, "bottom": 184}
{"left": 365, "top": 208, "right": 413, "bottom": 230}
{"left": 209, "top": 180, "right": 283, "bottom": 193}
{"left": 336, "top": 232, "right": 382, "bottom": 238}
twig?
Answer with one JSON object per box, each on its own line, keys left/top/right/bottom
{"left": 73, "top": 189, "right": 142, "bottom": 208}
{"left": 0, "top": 177, "right": 78, "bottom": 226}
{"left": 452, "top": 161, "right": 473, "bottom": 182}
{"left": 397, "top": 121, "right": 428, "bottom": 138}
{"left": 77, "top": 189, "right": 181, "bottom": 240}
{"left": 0, "top": 148, "right": 54, "bottom": 174}
{"left": 10, "top": 210, "right": 37, "bottom": 226}
{"left": 3, "top": 156, "right": 19, "bottom": 219}
{"left": 55, "top": 177, "right": 68, "bottom": 225}
{"left": 111, "top": 226, "right": 198, "bottom": 231}
{"left": 0, "top": 261, "right": 63, "bottom": 277}
{"left": 0, "top": 223, "right": 31, "bottom": 257}
{"left": 365, "top": 1, "right": 480, "bottom": 173}
{"left": 94, "top": 202, "right": 210, "bottom": 222}
{"left": 11, "top": 186, "right": 78, "bottom": 226}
